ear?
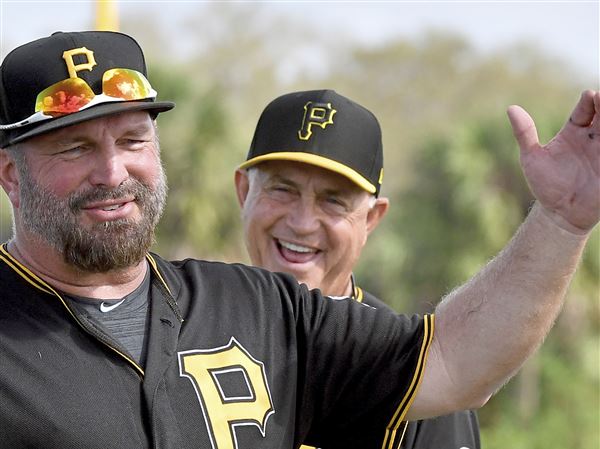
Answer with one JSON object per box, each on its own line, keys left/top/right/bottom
{"left": 0, "top": 149, "right": 21, "bottom": 209}
{"left": 366, "top": 196, "right": 389, "bottom": 235}
{"left": 234, "top": 168, "right": 250, "bottom": 208}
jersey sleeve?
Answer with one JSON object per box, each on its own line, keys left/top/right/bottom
{"left": 293, "top": 284, "right": 434, "bottom": 449}
{"left": 401, "top": 410, "right": 481, "bottom": 449}
{"left": 360, "top": 290, "right": 481, "bottom": 449}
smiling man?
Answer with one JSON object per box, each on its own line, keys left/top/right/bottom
{"left": 235, "top": 90, "right": 480, "bottom": 448}
{"left": 237, "top": 159, "right": 384, "bottom": 298}
{"left": 11, "top": 113, "right": 166, "bottom": 273}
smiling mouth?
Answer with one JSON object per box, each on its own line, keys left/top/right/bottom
{"left": 82, "top": 197, "right": 134, "bottom": 212}
{"left": 78, "top": 199, "right": 136, "bottom": 222}
{"left": 276, "top": 239, "right": 319, "bottom": 263}
{"left": 101, "top": 203, "right": 125, "bottom": 211}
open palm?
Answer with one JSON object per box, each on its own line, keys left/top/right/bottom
{"left": 508, "top": 90, "right": 600, "bottom": 233}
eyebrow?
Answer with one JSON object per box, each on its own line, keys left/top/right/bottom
{"left": 264, "top": 174, "right": 297, "bottom": 186}
{"left": 321, "top": 187, "right": 349, "bottom": 197}
{"left": 121, "top": 124, "right": 154, "bottom": 138}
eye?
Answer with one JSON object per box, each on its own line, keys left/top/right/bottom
{"left": 326, "top": 196, "right": 344, "bottom": 206}
{"left": 322, "top": 195, "right": 349, "bottom": 214}
{"left": 55, "top": 145, "right": 87, "bottom": 158}
{"left": 325, "top": 194, "right": 348, "bottom": 208}
{"left": 266, "top": 183, "right": 297, "bottom": 201}
{"left": 267, "top": 182, "right": 295, "bottom": 193}
{"left": 122, "top": 138, "right": 148, "bottom": 149}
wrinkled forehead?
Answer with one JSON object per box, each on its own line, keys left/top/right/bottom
{"left": 252, "top": 160, "right": 369, "bottom": 195}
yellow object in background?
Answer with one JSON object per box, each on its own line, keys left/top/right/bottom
{"left": 95, "top": 0, "right": 119, "bottom": 31}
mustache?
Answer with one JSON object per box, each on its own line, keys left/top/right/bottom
{"left": 68, "top": 179, "right": 151, "bottom": 211}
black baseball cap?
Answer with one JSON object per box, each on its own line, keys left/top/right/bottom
{"left": 239, "top": 89, "right": 384, "bottom": 196}
{"left": 0, "top": 31, "right": 175, "bottom": 147}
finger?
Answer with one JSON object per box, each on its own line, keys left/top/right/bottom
{"left": 507, "top": 105, "right": 540, "bottom": 154}
{"left": 592, "top": 91, "right": 600, "bottom": 131}
{"left": 568, "top": 90, "right": 597, "bottom": 127}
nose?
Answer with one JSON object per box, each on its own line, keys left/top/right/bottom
{"left": 88, "top": 144, "right": 130, "bottom": 188}
{"left": 286, "top": 197, "right": 320, "bottom": 235}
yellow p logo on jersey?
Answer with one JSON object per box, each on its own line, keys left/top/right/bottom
{"left": 179, "top": 338, "right": 275, "bottom": 449}
{"left": 62, "top": 47, "right": 97, "bottom": 79}
{"left": 298, "top": 101, "right": 336, "bottom": 141}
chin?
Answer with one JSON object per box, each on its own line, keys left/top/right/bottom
{"left": 293, "top": 275, "right": 318, "bottom": 290}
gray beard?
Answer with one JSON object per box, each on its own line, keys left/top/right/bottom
{"left": 18, "top": 163, "right": 167, "bottom": 273}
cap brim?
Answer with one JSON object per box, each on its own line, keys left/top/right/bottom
{"left": 7, "top": 100, "right": 175, "bottom": 146}
{"left": 239, "top": 151, "right": 377, "bottom": 194}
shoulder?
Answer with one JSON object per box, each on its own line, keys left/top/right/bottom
{"left": 149, "top": 252, "right": 288, "bottom": 282}
{"left": 147, "top": 251, "right": 307, "bottom": 302}
{"left": 357, "top": 287, "right": 396, "bottom": 313}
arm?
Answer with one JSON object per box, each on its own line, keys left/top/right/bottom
{"left": 408, "top": 90, "right": 600, "bottom": 419}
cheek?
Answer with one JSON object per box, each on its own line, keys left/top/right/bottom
{"left": 36, "top": 167, "right": 86, "bottom": 198}
{"left": 245, "top": 197, "right": 282, "bottom": 226}
{"left": 128, "top": 153, "right": 162, "bottom": 185}
{"left": 243, "top": 200, "right": 286, "bottom": 249}
{"left": 243, "top": 202, "right": 270, "bottom": 239}
{"left": 330, "top": 222, "right": 368, "bottom": 260}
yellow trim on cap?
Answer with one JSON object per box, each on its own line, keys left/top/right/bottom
{"left": 239, "top": 152, "right": 377, "bottom": 194}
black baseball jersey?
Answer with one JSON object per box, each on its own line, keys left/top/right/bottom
{"left": 300, "top": 287, "right": 480, "bottom": 449}
{"left": 0, "top": 244, "right": 434, "bottom": 449}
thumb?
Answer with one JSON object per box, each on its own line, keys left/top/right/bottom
{"left": 507, "top": 105, "right": 540, "bottom": 154}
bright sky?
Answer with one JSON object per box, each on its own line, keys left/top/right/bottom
{"left": 0, "top": 1, "right": 598, "bottom": 81}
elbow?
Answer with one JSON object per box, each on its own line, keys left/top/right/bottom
{"left": 440, "top": 383, "right": 493, "bottom": 413}
{"left": 423, "top": 334, "right": 496, "bottom": 414}
{"left": 462, "top": 391, "right": 493, "bottom": 410}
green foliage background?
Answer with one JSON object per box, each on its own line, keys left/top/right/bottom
{"left": 0, "top": 4, "right": 597, "bottom": 447}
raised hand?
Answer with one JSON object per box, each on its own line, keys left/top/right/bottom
{"left": 507, "top": 90, "right": 600, "bottom": 234}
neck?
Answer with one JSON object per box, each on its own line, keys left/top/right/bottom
{"left": 344, "top": 275, "right": 355, "bottom": 298}
{"left": 7, "top": 237, "right": 148, "bottom": 300}
{"left": 320, "top": 276, "right": 354, "bottom": 298}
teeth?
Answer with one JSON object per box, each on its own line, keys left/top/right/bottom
{"left": 102, "top": 204, "right": 121, "bottom": 211}
{"left": 279, "top": 240, "right": 314, "bottom": 253}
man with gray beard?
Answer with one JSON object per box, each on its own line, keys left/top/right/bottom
{"left": 9, "top": 141, "right": 167, "bottom": 271}
{"left": 0, "top": 31, "right": 598, "bottom": 449}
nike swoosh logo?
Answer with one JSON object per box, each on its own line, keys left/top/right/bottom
{"left": 99, "top": 298, "right": 126, "bottom": 313}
